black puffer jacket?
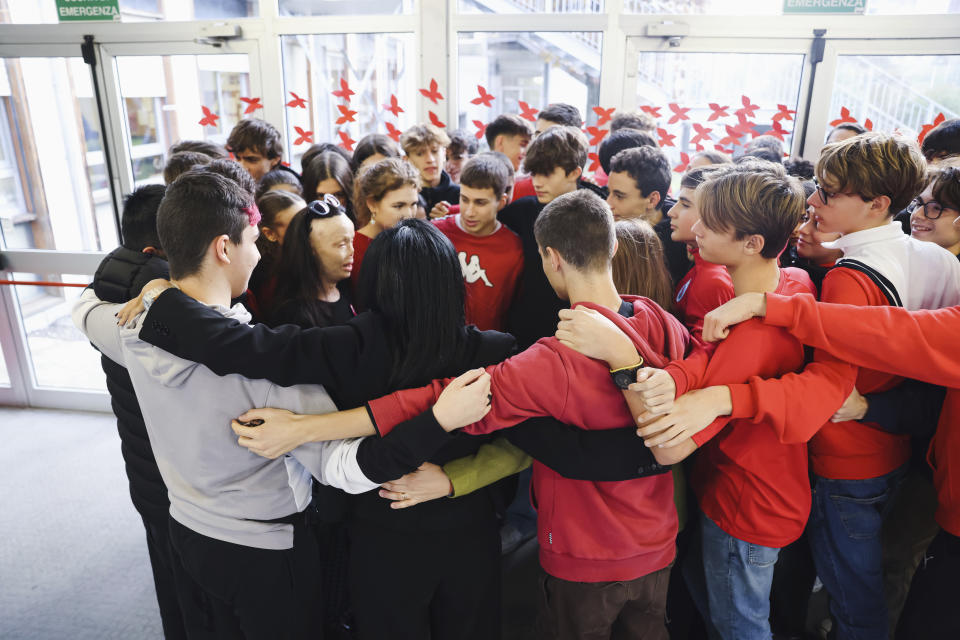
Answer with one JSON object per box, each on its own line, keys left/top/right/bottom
{"left": 92, "top": 247, "right": 170, "bottom": 524}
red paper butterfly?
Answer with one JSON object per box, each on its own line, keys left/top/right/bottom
{"left": 829, "top": 107, "right": 858, "bottom": 127}
{"left": 587, "top": 152, "right": 601, "bottom": 173}
{"left": 471, "top": 86, "right": 495, "bottom": 107}
{"left": 420, "top": 79, "right": 444, "bottom": 104}
{"left": 293, "top": 126, "right": 314, "bottom": 146}
{"left": 383, "top": 94, "right": 404, "bottom": 117}
{"left": 707, "top": 103, "right": 729, "bottom": 122}
{"left": 667, "top": 103, "right": 690, "bottom": 125}
{"left": 332, "top": 78, "right": 355, "bottom": 101}
{"left": 593, "top": 106, "right": 615, "bottom": 126}
{"left": 240, "top": 97, "right": 262, "bottom": 114}
{"left": 473, "top": 119, "right": 487, "bottom": 140}
{"left": 691, "top": 123, "right": 713, "bottom": 145}
{"left": 337, "top": 130, "right": 356, "bottom": 151}
{"left": 198, "top": 106, "right": 219, "bottom": 127}
{"left": 336, "top": 104, "right": 357, "bottom": 125}
{"left": 773, "top": 104, "right": 796, "bottom": 123}
{"left": 657, "top": 127, "right": 676, "bottom": 147}
{"left": 585, "top": 126, "right": 609, "bottom": 146}
{"left": 639, "top": 105, "right": 662, "bottom": 119}
{"left": 518, "top": 101, "right": 539, "bottom": 122}
{"left": 385, "top": 122, "right": 402, "bottom": 142}
{"left": 286, "top": 92, "right": 307, "bottom": 109}
{"left": 673, "top": 152, "right": 691, "bottom": 173}
{"left": 428, "top": 111, "right": 446, "bottom": 128}
{"left": 734, "top": 95, "right": 760, "bottom": 120}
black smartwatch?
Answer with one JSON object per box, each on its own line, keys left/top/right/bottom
{"left": 610, "top": 361, "right": 644, "bottom": 390}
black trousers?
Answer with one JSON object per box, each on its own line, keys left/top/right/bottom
{"left": 168, "top": 516, "right": 322, "bottom": 640}
{"left": 348, "top": 520, "right": 501, "bottom": 640}
{"left": 896, "top": 529, "right": 960, "bottom": 640}
{"left": 143, "top": 515, "right": 215, "bottom": 640}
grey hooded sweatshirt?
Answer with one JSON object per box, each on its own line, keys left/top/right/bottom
{"left": 73, "top": 289, "right": 378, "bottom": 550}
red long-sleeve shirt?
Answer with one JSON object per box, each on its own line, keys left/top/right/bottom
{"left": 368, "top": 297, "right": 691, "bottom": 582}
{"left": 674, "top": 249, "right": 734, "bottom": 341}
{"left": 665, "top": 268, "right": 816, "bottom": 547}
{"left": 350, "top": 232, "right": 373, "bottom": 291}
{"left": 724, "top": 267, "right": 908, "bottom": 480}
{"left": 763, "top": 293, "right": 960, "bottom": 537}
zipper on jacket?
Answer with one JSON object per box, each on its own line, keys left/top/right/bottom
{"left": 548, "top": 532, "right": 552, "bottom": 545}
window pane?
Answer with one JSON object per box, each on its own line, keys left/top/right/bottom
{"left": 12, "top": 273, "right": 106, "bottom": 392}
{"left": 0, "top": 338, "right": 9, "bottom": 387}
{"left": 457, "top": 32, "right": 602, "bottom": 133}
{"left": 0, "top": 58, "right": 117, "bottom": 251}
{"left": 827, "top": 54, "right": 960, "bottom": 143}
{"left": 1, "top": 0, "right": 256, "bottom": 23}
{"left": 113, "top": 54, "right": 251, "bottom": 187}
{"left": 633, "top": 50, "right": 805, "bottom": 169}
{"left": 281, "top": 33, "right": 416, "bottom": 169}
{"left": 279, "top": 0, "right": 414, "bottom": 16}
{"left": 460, "top": 0, "right": 603, "bottom": 14}
{"left": 623, "top": 0, "right": 959, "bottom": 13}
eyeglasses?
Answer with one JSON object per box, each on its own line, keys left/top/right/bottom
{"left": 306, "top": 194, "right": 343, "bottom": 219}
{"left": 907, "top": 197, "right": 959, "bottom": 221}
{"left": 812, "top": 177, "right": 837, "bottom": 206}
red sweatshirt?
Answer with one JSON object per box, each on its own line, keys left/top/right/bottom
{"left": 368, "top": 297, "right": 691, "bottom": 582}
{"left": 763, "top": 294, "right": 960, "bottom": 536}
{"left": 666, "top": 269, "right": 815, "bottom": 547}
{"left": 433, "top": 216, "right": 524, "bottom": 331}
{"left": 511, "top": 176, "right": 536, "bottom": 202}
{"left": 350, "top": 232, "right": 373, "bottom": 290}
{"left": 674, "top": 248, "right": 734, "bottom": 341}
{"left": 725, "top": 267, "right": 908, "bottom": 480}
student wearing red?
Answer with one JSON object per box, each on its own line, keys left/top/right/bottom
{"left": 560, "top": 163, "right": 815, "bottom": 640}
{"left": 369, "top": 191, "right": 688, "bottom": 639}
{"left": 702, "top": 291, "right": 960, "bottom": 640}
{"left": 665, "top": 166, "right": 734, "bottom": 340}
{"left": 433, "top": 154, "right": 523, "bottom": 331}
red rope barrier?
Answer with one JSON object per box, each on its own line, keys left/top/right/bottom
{"left": 0, "top": 280, "right": 90, "bottom": 288}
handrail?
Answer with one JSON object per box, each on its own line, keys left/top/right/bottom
{"left": 0, "top": 280, "right": 90, "bottom": 288}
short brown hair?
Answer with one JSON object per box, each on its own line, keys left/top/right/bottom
{"left": 612, "top": 219, "right": 673, "bottom": 311}
{"left": 163, "top": 151, "right": 212, "bottom": 185}
{"left": 484, "top": 114, "right": 532, "bottom": 148}
{"left": 697, "top": 164, "right": 805, "bottom": 260}
{"left": 460, "top": 154, "right": 510, "bottom": 199}
{"left": 400, "top": 124, "right": 451, "bottom": 155}
{"left": 817, "top": 132, "right": 927, "bottom": 215}
{"left": 353, "top": 158, "right": 421, "bottom": 227}
{"left": 226, "top": 118, "right": 283, "bottom": 159}
{"left": 534, "top": 190, "right": 614, "bottom": 271}
{"left": 523, "top": 125, "right": 588, "bottom": 177}
{"left": 610, "top": 111, "right": 657, "bottom": 133}
{"left": 930, "top": 165, "right": 960, "bottom": 212}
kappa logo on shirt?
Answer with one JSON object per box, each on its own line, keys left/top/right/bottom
{"left": 458, "top": 252, "right": 493, "bottom": 287}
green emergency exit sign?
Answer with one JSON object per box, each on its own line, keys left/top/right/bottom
{"left": 783, "top": 0, "right": 866, "bottom": 13}
{"left": 56, "top": 0, "right": 121, "bottom": 22}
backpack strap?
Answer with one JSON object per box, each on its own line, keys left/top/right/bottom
{"left": 835, "top": 258, "right": 903, "bottom": 307}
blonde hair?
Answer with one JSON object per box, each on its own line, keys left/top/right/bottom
{"left": 697, "top": 163, "right": 806, "bottom": 259}
{"left": 817, "top": 132, "right": 927, "bottom": 215}
{"left": 612, "top": 219, "right": 674, "bottom": 311}
{"left": 399, "top": 124, "right": 451, "bottom": 155}
{"left": 353, "top": 158, "right": 421, "bottom": 227}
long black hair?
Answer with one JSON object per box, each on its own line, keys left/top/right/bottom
{"left": 356, "top": 219, "right": 468, "bottom": 389}
{"left": 271, "top": 198, "right": 348, "bottom": 328}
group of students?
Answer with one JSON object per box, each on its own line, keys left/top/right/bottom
{"left": 71, "top": 103, "right": 960, "bottom": 640}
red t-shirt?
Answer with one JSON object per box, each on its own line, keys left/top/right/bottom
{"left": 511, "top": 176, "right": 536, "bottom": 202}
{"left": 673, "top": 248, "right": 734, "bottom": 341}
{"left": 667, "top": 268, "right": 817, "bottom": 547}
{"left": 433, "top": 215, "right": 524, "bottom": 331}
{"left": 350, "top": 232, "right": 373, "bottom": 291}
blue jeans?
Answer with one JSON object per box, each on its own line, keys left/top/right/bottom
{"left": 808, "top": 465, "right": 907, "bottom": 640}
{"left": 683, "top": 512, "right": 780, "bottom": 640}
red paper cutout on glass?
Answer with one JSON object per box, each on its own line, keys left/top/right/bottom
{"left": 240, "top": 97, "right": 262, "bottom": 114}
{"left": 385, "top": 122, "right": 402, "bottom": 142}
{"left": 735, "top": 95, "right": 760, "bottom": 120}
{"left": 383, "top": 94, "right": 404, "bottom": 117}
{"left": 707, "top": 103, "right": 729, "bottom": 122}
{"left": 864, "top": 118, "right": 873, "bottom": 131}
{"left": 518, "top": 101, "right": 539, "bottom": 122}
{"left": 471, "top": 86, "right": 495, "bottom": 107}
{"left": 639, "top": 105, "right": 662, "bottom": 118}
{"left": 593, "top": 107, "right": 615, "bottom": 126}
{"left": 472, "top": 120, "right": 487, "bottom": 140}
{"left": 691, "top": 123, "right": 713, "bottom": 145}
{"left": 336, "top": 104, "right": 358, "bottom": 125}
{"left": 673, "top": 152, "right": 691, "bottom": 173}
{"left": 332, "top": 78, "right": 355, "bottom": 101}
{"left": 657, "top": 127, "right": 676, "bottom": 147}
{"left": 718, "top": 124, "right": 745, "bottom": 147}
{"left": 918, "top": 112, "right": 946, "bottom": 145}
{"left": 773, "top": 104, "right": 796, "bottom": 122}
{"left": 768, "top": 119, "right": 790, "bottom": 141}
{"left": 293, "top": 126, "right": 314, "bottom": 146}
{"left": 286, "top": 92, "right": 307, "bottom": 109}
{"left": 420, "top": 79, "right": 444, "bottom": 104}
{"left": 585, "top": 126, "right": 609, "bottom": 146}
{"left": 337, "top": 130, "right": 356, "bottom": 151}
{"left": 428, "top": 111, "right": 446, "bottom": 128}
{"left": 714, "top": 144, "right": 732, "bottom": 154}
{"left": 587, "top": 152, "right": 601, "bottom": 173}
{"left": 199, "top": 106, "right": 219, "bottom": 127}
{"left": 829, "top": 107, "right": 858, "bottom": 127}
{"left": 667, "top": 103, "right": 690, "bottom": 124}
